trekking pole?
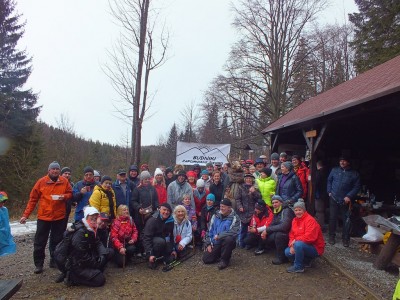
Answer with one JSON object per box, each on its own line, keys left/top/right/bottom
{"left": 162, "top": 251, "right": 196, "bottom": 272}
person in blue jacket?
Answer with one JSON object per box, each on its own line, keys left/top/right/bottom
{"left": 202, "top": 198, "right": 240, "bottom": 270}
{"left": 72, "top": 166, "right": 98, "bottom": 221}
{"left": 112, "top": 169, "right": 136, "bottom": 211}
{"left": 327, "top": 156, "right": 361, "bottom": 247}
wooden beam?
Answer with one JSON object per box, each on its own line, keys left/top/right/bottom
{"left": 314, "top": 123, "right": 327, "bottom": 151}
{"left": 302, "top": 129, "right": 312, "bottom": 149}
{"left": 271, "top": 133, "right": 279, "bottom": 152}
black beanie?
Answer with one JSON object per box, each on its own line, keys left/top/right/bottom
{"left": 260, "top": 168, "right": 272, "bottom": 177}
{"left": 220, "top": 198, "right": 232, "bottom": 207}
{"left": 160, "top": 202, "right": 172, "bottom": 212}
{"left": 101, "top": 175, "right": 112, "bottom": 184}
{"left": 61, "top": 167, "right": 71, "bottom": 175}
{"left": 83, "top": 166, "right": 94, "bottom": 174}
{"left": 255, "top": 201, "right": 267, "bottom": 211}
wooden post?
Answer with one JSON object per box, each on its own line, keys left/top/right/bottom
{"left": 373, "top": 232, "right": 400, "bottom": 270}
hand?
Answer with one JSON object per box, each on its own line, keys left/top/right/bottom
{"left": 249, "top": 186, "right": 255, "bottom": 193}
{"left": 149, "top": 255, "right": 155, "bottom": 263}
{"left": 239, "top": 207, "right": 244, "bottom": 212}
{"left": 80, "top": 187, "right": 87, "bottom": 194}
{"left": 207, "top": 245, "right": 213, "bottom": 253}
{"left": 261, "top": 231, "right": 267, "bottom": 240}
{"left": 214, "top": 235, "right": 219, "bottom": 241}
{"left": 128, "top": 239, "right": 135, "bottom": 244}
{"left": 344, "top": 197, "right": 351, "bottom": 204}
{"left": 289, "top": 246, "right": 295, "bottom": 255}
{"left": 119, "top": 247, "right": 126, "bottom": 255}
{"left": 178, "top": 244, "right": 184, "bottom": 251}
{"left": 19, "top": 217, "right": 27, "bottom": 224}
{"left": 171, "top": 251, "right": 177, "bottom": 258}
{"left": 139, "top": 208, "right": 144, "bottom": 214}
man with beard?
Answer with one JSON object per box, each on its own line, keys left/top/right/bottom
{"left": 167, "top": 170, "right": 195, "bottom": 210}
{"left": 72, "top": 166, "right": 98, "bottom": 221}
{"left": 20, "top": 161, "right": 73, "bottom": 274}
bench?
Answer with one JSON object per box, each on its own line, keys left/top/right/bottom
{"left": 0, "top": 279, "right": 23, "bottom": 300}
{"left": 351, "top": 237, "right": 383, "bottom": 255}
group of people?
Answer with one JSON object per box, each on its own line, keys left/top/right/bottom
{"left": 18, "top": 151, "right": 361, "bottom": 286}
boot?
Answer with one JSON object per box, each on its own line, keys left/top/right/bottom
{"left": 55, "top": 272, "right": 66, "bottom": 283}
{"left": 34, "top": 265, "right": 43, "bottom": 274}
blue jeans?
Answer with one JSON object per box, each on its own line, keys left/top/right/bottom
{"left": 239, "top": 222, "right": 249, "bottom": 248}
{"left": 285, "top": 241, "right": 319, "bottom": 269}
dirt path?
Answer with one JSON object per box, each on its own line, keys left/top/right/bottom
{"left": 0, "top": 234, "right": 377, "bottom": 300}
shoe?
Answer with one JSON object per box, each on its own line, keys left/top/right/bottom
{"left": 34, "top": 266, "right": 43, "bottom": 274}
{"left": 286, "top": 265, "right": 304, "bottom": 273}
{"left": 304, "top": 261, "right": 312, "bottom": 268}
{"left": 342, "top": 240, "right": 350, "bottom": 247}
{"left": 272, "top": 257, "right": 287, "bottom": 265}
{"left": 218, "top": 261, "right": 228, "bottom": 270}
{"left": 49, "top": 259, "right": 56, "bottom": 268}
{"left": 328, "top": 236, "right": 335, "bottom": 245}
{"left": 254, "top": 248, "right": 265, "bottom": 256}
{"left": 55, "top": 273, "right": 66, "bottom": 283}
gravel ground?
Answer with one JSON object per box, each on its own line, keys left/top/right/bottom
{"left": 0, "top": 232, "right": 396, "bottom": 299}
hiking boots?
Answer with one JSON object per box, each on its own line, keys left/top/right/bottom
{"left": 34, "top": 265, "right": 43, "bottom": 274}
{"left": 272, "top": 257, "right": 288, "bottom": 265}
{"left": 55, "top": 273, "right": 66, "bottom": 283}
{"left": 218, "top": 260, "right": 228, "bottom": 270}
{"left": 254, "top": 248, "right": 265, "bottom": 256}
{"left": 328, "top": 236, "right": 335, "bottom": 245}
{"left": 286, "top": 265, "right": 304, "bottom": 273}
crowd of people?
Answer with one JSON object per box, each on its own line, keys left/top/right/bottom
{"left": 17, "top": 152, "right": 361, "bottom": 287}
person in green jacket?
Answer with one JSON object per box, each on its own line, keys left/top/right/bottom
{"left": 255, "top": 168, "right": 276, "bottom": 207}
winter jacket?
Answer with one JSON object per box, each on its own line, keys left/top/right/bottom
{"left": 167, "top": 180, "right": 194, "bottom": 210}
{"left": 209, "top": 181, "right": 224, "bottom": 207}
{"left": 193, "top": 188, "right": 209, "bottom": 215}
{"left": 266, "top": 204, "right": 295, "bottom": 234}
{"left": 200, "top": 205, "right": 216, "bottom": 233}
{"left": 110, "top": 215, "right": 138, "bottom": 251}
{"left": 183, "top": 204, "right": 197, "bottom": 230}
{"left": 235, "top": 184, "right": 262, "bottom": 224}
{"left": 130, "top": 184, "right": 159, "bottom": 218}
{"left": 142, "top": 211, "right": 174, "bottom": 257}
{"left": 289, "top": 211, "right": 325, "bottom": 256}
{"left": 73, "top": 180, "right": 98, "bottom": 221}
{"left": 294, "top": 163, "right": 309, "bottom": 199}
{"left": 153, "top": 183, "right": 167, "bottom": 205}
{"left": 255, "top": 177, "right": 276, "bottom": 207}
{"left": 249, "top": 206, "right": 274, "bottom": 235}
{"left": 112, "top": 179, "right": 136, "bottom": 209}
{"left": 205, "top": 209, "right": 240, "bottom": 246}
{"left": 23, "top": 175, "right": 73, "bottom": 221}
{"left": 89, "top": 185, "right": 117, "bottom": 219}
{"left": 327, "top": 166, "right": 361, "bottom": 204}
{"left": 69, "top": 220, "right": 108, "bottom": 270}
{"left": 173, "top": 217, "right": 193, "bottom": 249}
{"left": 276, "top": 171, "right": 303, "bottom": 204}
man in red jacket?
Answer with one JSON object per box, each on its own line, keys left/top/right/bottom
{"left": 20, "top": 161, "right": 73, "bottom": 274}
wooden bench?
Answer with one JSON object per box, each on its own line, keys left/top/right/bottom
{"left": 0, "top": 279, "right": 23, "bottom": 300}
{"left": 351, "top": 237, "right": 383, "bottom": 255}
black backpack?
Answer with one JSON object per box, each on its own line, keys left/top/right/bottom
{"left": 54, "top": 226, "right": 76, "bottom": 273}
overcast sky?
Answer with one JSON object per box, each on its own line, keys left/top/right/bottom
{"left": 16, "top": 0, "right": 357, "bottom": 146}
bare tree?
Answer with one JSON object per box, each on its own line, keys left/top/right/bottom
{"left": 180, "top": 99, "right": 200, "bottom": 143}
{"left": 104, "top": 0, "right": 168, "bottom": 165}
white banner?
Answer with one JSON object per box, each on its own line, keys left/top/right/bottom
{"left": 176, "top": 142, "right": 231, "bottom": 166}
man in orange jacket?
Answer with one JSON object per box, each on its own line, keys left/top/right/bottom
{"left": 20, "top": 161, "right": 73, "bottom": 274}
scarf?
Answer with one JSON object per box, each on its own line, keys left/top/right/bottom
{"left": 273, "top": 206, "right": 283, "bottom": 214}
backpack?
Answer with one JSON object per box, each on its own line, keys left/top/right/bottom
{"left": 54, "top": 226, "right": 76, "bottom": 273}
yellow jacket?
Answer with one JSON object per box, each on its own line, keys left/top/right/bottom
{"left": 89, "top": 185, "right": 117, "bottom": 218}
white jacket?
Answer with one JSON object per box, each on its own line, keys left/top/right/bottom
{"left": 173, "top": 218, "right": 193, "bottom": 249}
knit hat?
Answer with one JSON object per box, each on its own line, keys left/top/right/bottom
{"left": 244, "top": 173, "right": 255, "bottom": 179}
{"left": 0, "top": 191, "right": 9, "bottom": 202}
{"left": 293, "top": 198, "right": 306, "bottom": 210}
{"left": 129, "top": 165, "right": 138, "bottom": 171}
{"left": 206, "top": 193, "right": 216, "bottom": 202}
{"left": 101, "top": 175, "right": 112, "bottom": 184}
{"left": 255, "top": 201, "right": 267, "bottom": 211}
{"left": 259, "top": 155, "right": 267, "bottom": 159}
{"left": 140, "top": 170, "right": 151, "bottom": 180}
{"left": 186, "top": 171, "right": 197, "bottom": 178}
{"left": 160, "top": 202, "right": 172, "bottom": 212}
{"left": 282, "top": 161, "right": 293, "bottom": 171}
{"left": 84, "top": 206, "right": 99, "bottom": 219}
{"left": 165, "top": 167, "right": 173, "bottom": 175}
{"left": 154, "top": 168, "right": 163, "bottom": 176}
{"left": 48, "top": 161, "right": 60, "bottom": 170}
{"left": 61, "top": 167, "right": 71, "bottom": 175}
{"left": 93, "top": 170, "right": 100, "bottom": 177}
{"left": 83, "top": 166, "right": 94, "bottom": 174}
{"left": 99, "top": 212, "right": 109, "bottom": 221}
{"left": 206, "top": 162, "right": 213, "bottom": 167}
{"left": 201, "top": 170, "right": 209, "bottom": 176}
{"left": 280, "top": 152, "right": 287, "bottom": 158}
{"left": 220, "top": 198, "right": 232, "bottom": 207}
{"left": 260, "top": 168, "right": 272, "bottom": 177}
{"left": 271, "top": 195, "right": 284, "bottom": 203}
{"left": 196, "top": 179, "right": 205, "bottom": 188}
{"left": 339, "top": 155, "right": 350, "bottom": 162}
{"left": 271, "top": 153, "right": 279, "bottom": 161}
{"left": 140, "top": 164, "right": 149, "bottom": 171}
{"left": 177, "top": 170, "right": 187, "bottom": 178}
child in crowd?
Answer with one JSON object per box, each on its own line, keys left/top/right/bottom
{"left": 182, "top": 194, "right": 197, "bottom": 233}
{"left": 200, "top": 193, "right": 217, "bottom": 245}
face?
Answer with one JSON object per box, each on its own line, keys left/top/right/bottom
{"left": 167, "top": 172, "right": 173, "bottom": 179}
{"left": 243, "top": 167, "right": 249, "bottom": 174}
{"left": 159, "top": 206, "right": 171, "bottom": 220}
{"left": 175, "top": 208, "right": 186, "bottom": 221}
{"left": 256, "top": 163, "right": 264, "bottom": 171}
{"left": 339, "top": 159, "right": 349, "bottom": 168}
{"left": 206, "top": 199, "right": 214, "bottom": 206}
{"left": 271, "top": 159, "right": 279, "bottom": 167}
{"left": 207, "top": 166, "right": 213, "bottom": 173}
{"left": 155, "top": 174, "right": 163, "bottom": 182}
{"left": 223, "top": 164, "right": 228, "bottom": 172}
{"left": 183, "top": 197, "right": 191, "bottom": 206}
{"left": 254, "top": 208, "right": 262, "bottom": 215}
{"left": 48, "top": 167, "right": 60, "bottom": 178}
{"left": 213, "top": 173, "right": 220, "bottom": 183}
{"left": 272, "top": 200, "right": 282, "bottom": 210}
{"left": 249, "top": 166, "right": 256, "bottom": 173}
{"left": 121, "top": 206, "right": 129, "bottom": 217}
{"left": 244, "top": 176, "right": 253, "bottom": 185}
{"left": 97, "top": 218, "right": 108, "bottom": 229}
{"left": 194, "top": 168, "right": 200, "bottom": 175}
{"left": 142, "top": 178, "right": 151, "bottom": 186}
{"left": 280, "top": 156, "right": 287, "bottom": 163}
{"left": 219, "top": 204, "right": 231, "bottom": 216}
{"left": 177, "top": 175, "right": 185, "bottom": 183}
{"left": 129, "top": 170, "right": 138, "bottom": 178}
{"left": 294, "top": 207, "right": 304, "bottom": 218}
{"left": 260, "top": 172, "right": 268, "bottom": 179}
{"left": 197, "top": 187, "right": 204, "bottom": 193}
{"left": 281, "top": 164, "right": 289, "bottom": 174}
{"left": 292, "top": 158, "right": 300, "bottom": 167}
{"left": 188, "top": 176, "right": 195, "bottom": 183}
{"left": 201, "top": 174, "right": 209, "bottom": 181}
{"left": 87, "top": 214, "right": 99, "bottom": 229}
{"left": 101, "top": 180, "right": 112, "bottom": 190}
{"left": 84, "top": 172, "right": 94, "bottom": 181}
{"left": 117, "top": 173, "right": 127, "bottom": 183}
{"left": 62, "top": 171, "right": 71, "bottom": 180}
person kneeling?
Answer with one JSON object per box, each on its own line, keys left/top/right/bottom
{"left": 202, "top": 199, "right": 240, "bottom": 270}
{"left": 143, "top": 203, "right": 176, "bottom": 269}
{"left": 110, "top": 205, "right": 138, "bottom": 268}
{"left": 284, "top": 199, "right": 325, "bottom": 273}
{"left": 65, "top": 206, "right": 109, "bottom": 287}
{"left": 173, "top": 205, "right": 193, "bottom": 258}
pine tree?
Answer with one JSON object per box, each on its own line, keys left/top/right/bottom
{"left": 201, "top": 103, "right": 220, "bottom": 143}
{"left": 349, "top": 0, "right": 400, "bottom": 73}
{"left": 0, "top": 0, "right": 41, "bottom": 204}
{"left": 165, "top": 123, "right": 178, "bottom": 166}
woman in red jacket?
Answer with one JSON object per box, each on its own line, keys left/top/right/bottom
{"left": 285, "top": 199, "right": 325, "bottom": 273}
{"left": 153, "top": 168, "right": 167, "bottom": 205}
{"left": 110, "top": 205, "right": 139, "bottom": 268}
